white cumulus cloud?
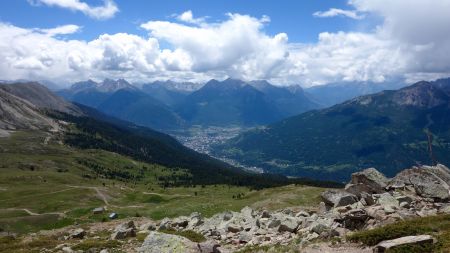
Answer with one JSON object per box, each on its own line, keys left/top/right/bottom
{"left": 1, "top": 4, "right": 450, "bottom": 87}
{"left": 37, "top": 24, "right": 81, "bottom": 36}
{"left": 29, "top": 0, "right": 119, "bottom": 19}
{"left": 176, "top": 10, "right": 206, "bottom": 25}
{"left": 313, "top": 8, "right": 364, "bottom": 20}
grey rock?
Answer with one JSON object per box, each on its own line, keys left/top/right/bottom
{"left": 321, "top": 190, "right": 358, "bottom": 207}
{"left": 227, "top": 223, "right": 242, "bottom": 233}
{"left": 318, "top": 201, "right": 329, "bottom": 215}
{"left": 295, "top": 211, "right": 310, "bottom": 217}
{"left": 115, "top": 220, "right": 135, "bottom": 231}
{"left": 440, "top": 204, "right": 450, "bottom": 214}
{"left": 69, "top": 228, "right": 85, "bottom": 239}
{"left": 111, "top": 221, "right": 136, "bottom": 240}
{"left": 140, "top": 222, "right": 156, "bottom": 231}
{"left": 373, "top": 235, "right": 435, "bottom": 253}
{"left": 338, "top": 209, "right": 369, "bottom": 230}
{"left": 278, "top": 217, "right": 299, "bottom": 233}
{"left": 267, "top": 219, "right": 281, "bottom": 229}
{"left": 158, "top": 218, "right": 172, "bottom": 230}
{"left": 62, "top": 247, "right": 74, "bottom": 253}
{"left": 261, "top": 210, "right": 271, "bottom": 218}
{"left": 377, "top": 193, "right": 399, "bottom": 209}
{"left": 388, "top": 165, "right": 450, "bottom": 200}
{"left": 309, "top": 222, "right": 329, "bottom": 234}
{"left": 395, "top": 195, "right": 413, "bottom": 204}
{"left": 350, "top": 168, "right": 389, "bottom": 194}
{"left": 238, "top": 231, "right": 252, "bottom": 243}
{"left": 138, "top": 231, "right": 199, "bottom": 253}
{"left": 241, "top": 206, "right": 255, "bottom": 218}
{"left": 345, "top": 183, "right": 374, "bottom": 197}
{"left": 198, "top": 241, "right": 221, "bottom": 253}
{"left": 172, "top": 216, "right": 189, "bottom": 228}
{"left": 111, "top": 228, "right": 136, "bottom": 240}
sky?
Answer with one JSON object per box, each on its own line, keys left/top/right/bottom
{"left": 1, "top": 0, "right": 450, "bottom": 87}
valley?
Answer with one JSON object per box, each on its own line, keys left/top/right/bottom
{"left": 169, "top": 126, "right": 265, "bottom": 173}
{"left": 0, "top": 130, "right": 325, "bottom": 235}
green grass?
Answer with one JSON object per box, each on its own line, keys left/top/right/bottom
{"left": 0, "top": 235, "right": 60, "bottom": 253}
{"left": 0, "top": 131, "right": 326, "bottom": 234}
{"left": 348, "top": 214, "right": 450, "bottom": 252}
{"left": 159, "top": 229, "right": 206, "bottom": 243}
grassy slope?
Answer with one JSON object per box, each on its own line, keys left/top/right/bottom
{"left": 348, "top": 214, "right": 450, "bottom": 252}
{"left": 0, "top": 131, "right": 325, "bottom": 234}
{"left": 215, "top": 94, "right": 450, "bottom": 181}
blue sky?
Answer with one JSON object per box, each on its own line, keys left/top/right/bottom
{"left": 0, "top": 0, "right": 449, "bottom": 87}
{"left": 1, "top": 0, "right": 365, "bottom": 42}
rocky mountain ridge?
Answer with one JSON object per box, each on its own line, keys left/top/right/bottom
{"left": 216, "top": 79, "right": 450, "bottom": 181}
{"left": 39, "top": 164, "right": 450, "bottom": 252}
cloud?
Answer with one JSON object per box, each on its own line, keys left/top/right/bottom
{"left": 313, "top": 8, "right": 364, "bottom": 20}
{"left": 176, "top": 10, "right": 206, "bottom": 25}
{"left": 1, "top": 4, "right": 450, "bottom": 87}
{"left": 29, "top": 0, "right": 118, "bottom": 19}
{"left": 348, "top": 0, "right": 450, "bottom": 82}
{"left": 37, "top": 24, "right": 81, "bottom": 36}
{"left": 141, "top": 13, "right": 289, "bottom": 80}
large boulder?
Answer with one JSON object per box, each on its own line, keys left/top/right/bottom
{"left": 337, "top": 209, "right": 369, "bottom": 230}
{"left": 69, "top": 228, "right": 85, "bottom": 239}
{"left": 373, "top": 235, "right": 435, "bottom": 253}
{"left": 376, "top": 193, "right": 399, "bottom": 209}
{"left": 321, "top": 190, "right": 358, "bottom": 208}
{"left": 278, "top": 217, "right": 299, "bottom": 233}
{"left": 388, "top": 165, "right": 450, "bottom": 200}
{"left": 111, "top": 221, "right": 136, "bottom": 240}
{"left": 138, "top": 231, "right": 199, "bottom": 253}
{"left": 349, "top": 168, "right": 389, "bottom": 194}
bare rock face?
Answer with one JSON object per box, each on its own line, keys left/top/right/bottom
{"left": 111, "top": 221, "right": 136, "bottom": 240}
{"left": 373, "top": 235, "right": 435, "bottom": 253}
{"left": 388, "top": 165, "right": 450, "bottom": 200}
{"left": 321, "top": 190, "right": 358, "bottom": 208}
{"left": 138, "top": 231, "right": 199, "bottom": 253}
{"left": 349, "top": 168, "right": 389, "bottom": 194}
{"left": 69, "top": 228, "right": 85, "bottom": 239}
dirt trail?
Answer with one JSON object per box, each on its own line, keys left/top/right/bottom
{"left": 4, "top": 208, "right": 65, "bottom": 217}
{"left": 301, "top": 242, "right": 372, "bottom": 253}
{"left": 142, "top": 192, "right": 192, "bottom": 197}
{"left": 67, "top": 185, "right": 110, "bottom": 205}
{"left": 0, "top": 188, "right": 74, "bottom": 202}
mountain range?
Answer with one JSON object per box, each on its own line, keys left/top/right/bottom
{"left": 214, "top": 78, "right": 450, "bottom": 182}
{"left": 304, "top": 80, "right": 407, "bottom": 107}
{"left": 58, "top": 78, "right": 320, "bottom": 130}
{"left": 1, "top": 81, "right": 321, "bottom": 188}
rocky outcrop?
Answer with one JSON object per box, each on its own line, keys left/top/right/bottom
{"left": 349, "top": 168, "right": 389, "bottom": 194}
{"left": 373, "top": 235, "right": 436, "bottom": 253}
{"left": 388, "top": 164, "right": 450, "bottom": 200}
{"left": 138, "top": 231, "right": 199, "bottom": 253}
{"left": 111, "top": 221, "right": 136, "bottom": 240}
{"left": 136, "top": 164, "right": 450, "bottom": 252}
{"left": 321, "top": 190, "right": 358, "bottom": 208}
{"left": 68, "top": 228, "right": 85, "bottom": 239}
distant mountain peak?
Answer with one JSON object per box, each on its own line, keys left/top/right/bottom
{"left": 70, "top": 79, "right": 98, "bottom": 92}
{"left": 393, "top": 81, "right": 449, "bottom": 108}
{"left": 98, "top": 78, "right": 136, "bottom": 92}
